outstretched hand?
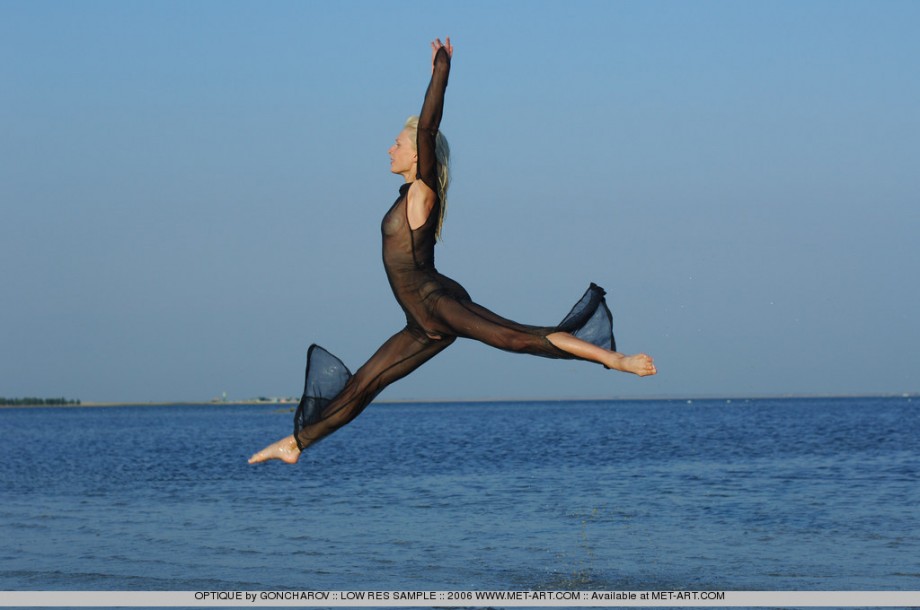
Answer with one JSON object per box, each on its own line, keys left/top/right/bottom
{"left": 431, "top": 36, "right": 453, "bottom": 71}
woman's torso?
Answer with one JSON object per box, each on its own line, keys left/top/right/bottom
{"left": 381, "top": 184, "right": 468, "bottom": 336}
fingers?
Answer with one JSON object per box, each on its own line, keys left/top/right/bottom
{"left": 431, "top": 37, "right": 453, "bottom": 58}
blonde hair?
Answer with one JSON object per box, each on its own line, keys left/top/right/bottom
{"left": 404, "top": 115, "right": 450, "bottom": 240}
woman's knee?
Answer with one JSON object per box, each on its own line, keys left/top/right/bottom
{"left": 504, "top": 333, "right": 537, "bottom": 354}
{"left": 470, "top": 327, "right": 533, "bottom": 354}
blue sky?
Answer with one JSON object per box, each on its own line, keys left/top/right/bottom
{"left": 2, "top": 0, "right": 918, "bottom": 402}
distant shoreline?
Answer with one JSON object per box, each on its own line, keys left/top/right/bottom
{"left": 1, "top": 392, "right": 916, "bottom": 409}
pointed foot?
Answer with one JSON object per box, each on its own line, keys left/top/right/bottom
{"left": 606, "top": 353, "right": 657, "bottom": 376}
{"left": 248, "top": 435, "right": 301, "bottom": 465}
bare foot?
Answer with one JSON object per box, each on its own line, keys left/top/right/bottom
{"left": 248, "top": 435, "right": 301, "bottom": 464}
{"left": 607, "top": 353, "right": 657, "bottom": 377}
{"left": 546, "top": 332, "right": 657, "bottom": 376}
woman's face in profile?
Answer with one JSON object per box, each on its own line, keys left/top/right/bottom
{"left": 388, "top": 129, "right": 417, "bottom": 175}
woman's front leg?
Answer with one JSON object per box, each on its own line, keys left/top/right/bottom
{"left": 249, "top": 327, "right": 454, "bottom": 464}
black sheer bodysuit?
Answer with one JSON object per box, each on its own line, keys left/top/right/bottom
{"left": 293, "top": 48, "right": 616, "bottom": 449}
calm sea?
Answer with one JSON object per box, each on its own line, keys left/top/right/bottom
{"left": 1, "top": 396, "right": 918, "bottom": 594}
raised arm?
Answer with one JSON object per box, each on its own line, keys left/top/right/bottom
{"left": 416, "top": 37, "right": 452, "bottom": 194}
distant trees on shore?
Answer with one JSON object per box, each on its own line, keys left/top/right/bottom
{"left": 0, "top": 397, "right": 81, "bottom": 406}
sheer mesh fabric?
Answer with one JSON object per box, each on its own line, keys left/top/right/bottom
{"left": 292, "top": 345, "right": 352, "bottom": 435}
{"left": 294, "top": 332, "right": 452, "bottom": 449}
{"left": 558, "top": 282, "right": 616, "bottom": 352}
{"left": 294, "top": 47, "right": 617, "bottom": 449}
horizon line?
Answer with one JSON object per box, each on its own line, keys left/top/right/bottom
{"left": 4, "top": 391, "right": 917, "bottom": 409}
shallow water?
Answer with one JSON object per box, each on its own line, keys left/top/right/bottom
{"left": 1, "top": 396, "right": 918, "bottom": 592}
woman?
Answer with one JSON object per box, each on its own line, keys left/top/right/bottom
{"left": 249, "top": 38, "right": 656, "bottom": 465}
